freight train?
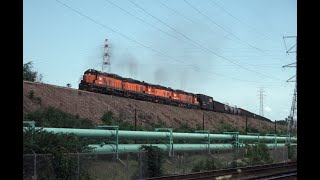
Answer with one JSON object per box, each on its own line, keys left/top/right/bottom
{"left": 79, "top": 69, "right": 271, "bottom": 122}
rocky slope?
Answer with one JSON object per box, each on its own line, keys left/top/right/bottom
{"left": 23, "top": 81, "right": 284, "bottom": 133}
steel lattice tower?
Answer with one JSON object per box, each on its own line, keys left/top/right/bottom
{"left": 102, "top": 39, "right": 111, "bottom": 72}
{"left": 259, "top": 88, "right": 265, "bottom": 117}
{"left": 283, "top": 36, "right": 297, "bottom": 135}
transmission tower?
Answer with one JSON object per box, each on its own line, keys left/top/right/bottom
{"left": 102, "top": 39, "right": 111, "bottom": 72}
{"left": 258, "top": 87, "right": 265, "bottom": 117}
{"left": 283, "top": 36, "right": 297, "bottom": 135}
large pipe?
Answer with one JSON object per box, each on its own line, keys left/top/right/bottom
{"left": 24, "top": 127, "right": 296, "bottom": 142}
{"left": 88, "top": 143, "right": 295, "bottom": 153}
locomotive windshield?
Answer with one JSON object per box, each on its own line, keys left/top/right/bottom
{"left": 84, "top": 69, "right": 99, "bottom": 75}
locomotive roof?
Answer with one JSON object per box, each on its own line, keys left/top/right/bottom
{"left": 85, "top": 69, "right": 123, "bottom": 80}
{"left": 196, "top": 93, "right": 213, "bottom": 98}
{"left": 149, "top": 84, "right": 172, "bottom": 91}
{"left": 122, "top": 78, "right": 147, "bottom": 85}
{"left": 176, "top": 89, "right": 194, "bottom": 95}
{"left": 84, "top": 69, "right": 99, "bottom": 74}
{"left": 101, "top": 72, "right": 123, "bottom": 80}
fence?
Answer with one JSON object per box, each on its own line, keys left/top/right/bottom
{"left": 23, "top": 146, "right": 292, "bottom": 180}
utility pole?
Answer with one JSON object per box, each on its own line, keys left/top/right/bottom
{"left": 283, "top": 36, "right": 297, "bottom": 136}
{"left": 102, "top": 39, "right": 111, "bottom": 72}
{"left": 202, "top": 113, "right": 205, "bottom": 130}
{"left": 135, "top": 108, "right": 137, "bottom": 131}
{"left": 135, "top": 108, "right": 137, "bottom": 144}
{"left": 245, "top": 116, "right": 248, "bottom": 133}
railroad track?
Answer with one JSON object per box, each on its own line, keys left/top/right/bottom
{"left": 144, "top": 162, "right": 297, "bottom": 180}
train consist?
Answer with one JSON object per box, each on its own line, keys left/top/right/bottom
{"left": 79, "top": 69, "right": 271, "bottom": 122}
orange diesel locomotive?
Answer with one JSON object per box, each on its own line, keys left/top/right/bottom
{"left": 79, "top": 69, "right": 199, "bottom": 108}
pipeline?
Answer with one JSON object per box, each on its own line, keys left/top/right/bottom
{"left": 23, "top": 127, "right": 296, "bottom": 143}
{"left": 88, "top": 143, "right": 296, "bottom": 153}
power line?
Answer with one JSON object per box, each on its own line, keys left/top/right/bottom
{"left": 159, "top": 1, "right": 285, "bottom": 58}
{"left": 183, "top": 0, "right": 264, "bottom": 53}
{"left": 128, "top": 0, "right": 284, "bottom": 81}
{"left": 54, "top": 0, "right": 274, "bottom": 84}
{"left": 128, "top": 0, "right": 212, "bottom": 53}
{"left": 159, "top": 1, "right": 221, "bottom": 38}
{"left": 103, "top": 0, "right": 204, "bottom": 51}
{"left": 184, "top": 0, "right": 291, "bottom": 65}
{"left": 208, "top": 0, "right": 274, "bottom": 42}
{"left": 54, "top": 0, "right": 184, "bottom": 66}
{"left": 185, "top": 1, "right": 290, "bottom": 65}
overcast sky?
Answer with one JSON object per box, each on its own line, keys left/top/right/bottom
{"left": 23, "top": 0, "right": 297, "bottom": 121}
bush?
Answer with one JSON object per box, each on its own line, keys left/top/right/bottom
{"left": 217, "top": 120, "right": 237, "bottom": 133}
{"left": 192, "top": 160, "right": 204, "bottom": 172}
{"left": 191, "top": 157, "right": 223, "bottom": 172}
{"left": 287, "top": 144, "right": 297, "bottom": 161}
{"left": 247, "top": 126, "right": 259, "bottom": 133}
{"left": 245, "top": 143, "right": 273, "bottom": 165}
{"left": 101, "top": 111, "right": 136, "bottom": 130}
{"left": 175, "top": 122, "right": 196, "bottom": 133}
{"left": 23, "top": 61, "right": 43, "bottom": 82}
{"left": 101, "top": 111, "right": 114, "bottom": 125}
{"left": 230, "top": 159, "right": 248, "bottom": 168}
{"left": 28, "top": 90, "right": 35, "bottom": 99}
{"left": 24, "top": 107, "right": 95, "bottom": 128}
{"left": 23, "top": 128, "right": 93, "bottom": 179}
{"left": 23, "top": 128, "right": 93, "bottom": 154}
{"left": 27, "top": 90, "right": 42, "bottom": 104}
{"left": 139, "top": 145, "right": 165, "bottom": 178}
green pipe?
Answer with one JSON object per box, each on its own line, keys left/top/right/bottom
{"left": 24, "top": 127, "right": 296, "bottom": 142}
{"left": 88, "top": 143, "right": 295, "bottom": 153}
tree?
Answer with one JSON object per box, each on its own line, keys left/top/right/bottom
{"left": 66, "top": 83, "right": 72, "bottom": 88}
{"left": 23, "top": 128, "right": 93, "bottom": 179}
{"left": 23, "top": 61, "right": 43, "bottom": 82}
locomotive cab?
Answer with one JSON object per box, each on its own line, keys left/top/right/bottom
{"left": 79, "top": 69, "right": 99, "bottom": 90}
{"left": 82, "top": 69, "right": 99, "bottom": 84}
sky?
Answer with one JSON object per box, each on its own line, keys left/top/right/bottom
{"left": 23, "top": 0, "right": 297, "bottom": 121}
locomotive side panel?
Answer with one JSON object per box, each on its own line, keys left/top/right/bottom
{"left": 147, "top": 87, "right": 173, "bottom": 99}
{"left": 177, "top": 93, "right": 193, "bottom": 104}
{"left": 123, "top": 81, "right": 147, "bottom": 93}
{"left": 96, "top": 75, "right": 123, "bottom": 89}
{"left": 238, "top": 108, "right": 254, "bottom": 118}
{"left": 213, "top": 100, "right": 225, "bottom": 113}
{"left": 196, "top": 94, "right": 214, "bottom": 111}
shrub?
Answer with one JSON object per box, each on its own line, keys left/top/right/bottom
{"left": 287, "top": 144, "right": 297, "bottom": 161}
{"left": 217, "top": 120, "right": 237, "bottom": 133}
{"left": 101, "top": 111, "right": 114, "bottom": 125}
{"left": 23, "top": 128, "right": 93, "bottom": 179}
{"left": 28, "top": 90, "right": 35, "bottom": 99}
{"left": 191, "top": 157, "right": 223, "bottom": 172}
{"left": 139, "top": 145, "right": 165, "bottom": 178}
{"left": 245, "top": 143, "right": 273, "bottom": 165}
{"left": 24, "top": 107, "right": 95, "bottom": 128}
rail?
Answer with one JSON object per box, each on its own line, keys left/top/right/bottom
{"left": 144, "top": 162, "right": 297, "bottom": 180}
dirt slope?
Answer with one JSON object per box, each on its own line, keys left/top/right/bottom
{"left": 23, "top": 81, "right": 282, "bottom": 132}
